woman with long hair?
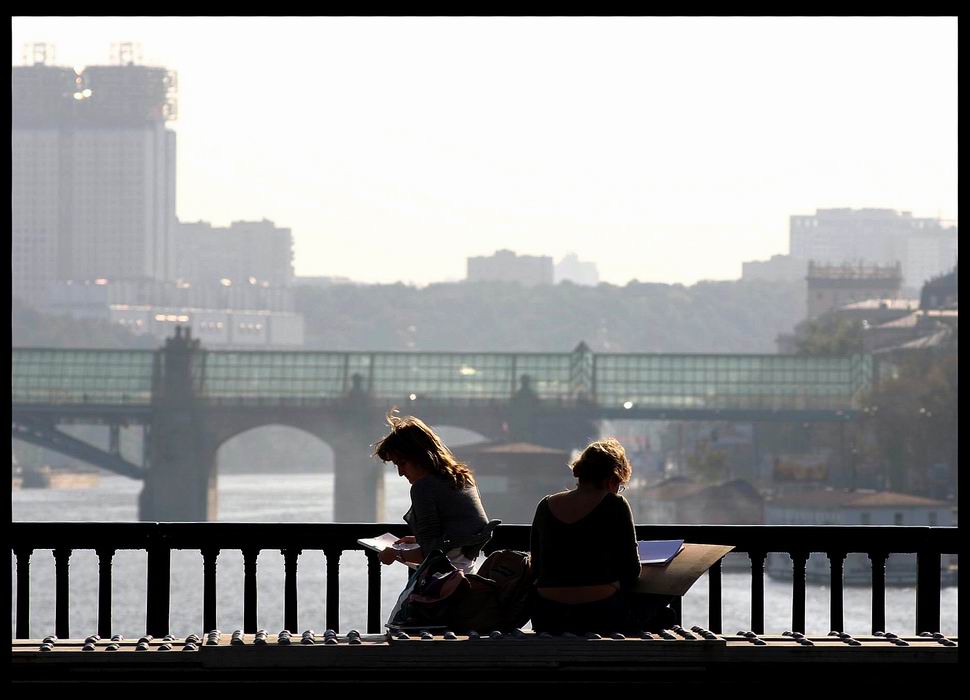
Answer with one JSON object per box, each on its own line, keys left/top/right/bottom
{"left": 373, "top": 412, "right": 492, "bottom": 572}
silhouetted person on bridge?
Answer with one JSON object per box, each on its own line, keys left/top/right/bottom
{"left": 373, "top": 412, "right": 493, "bottom": 573}
{"left": 529, "top": 438, "right": 674, "bottom": 635}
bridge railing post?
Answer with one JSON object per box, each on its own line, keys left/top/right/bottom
{"left": 145, "top": 526, "right": 171, "bottom": 637}
{"left": 202, "top": 546, "right": 219, "bottom": 633}
{"left": 916, "top": 548, "right": 942, "bottom": 634}
{"left": 15, "top": 548, "right": 32, "bottom": 640}
{"left": 282, "top": 547, "right": 301, "bottom": 634}
{"left": 53, "top": 548, "right": 71, "bottom": 639}
{"left": 96, "top": 547, "right": 115, "bottom": 638}
{"left": 242, "top": 547, "right": 260, "bottom": 634}
{"left": 366, "top": 550, "right": 382, "bottom": 634}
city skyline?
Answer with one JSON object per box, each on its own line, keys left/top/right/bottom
{"left": 11, "top": 16, "right": 958, "bottom": 286}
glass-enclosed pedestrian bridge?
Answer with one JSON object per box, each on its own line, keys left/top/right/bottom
{"left": 12, "top": 347, "right": 873, "bottom": 418}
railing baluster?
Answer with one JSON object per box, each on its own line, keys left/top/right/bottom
{"left": 96, "top": 548, "right": 115, "bottom": 638}
{"left": 749, "top": 551, "right": 766, "bottom": 635}
{"left": 365, "top": 550, "right": 381, "bottom": 634}
{"left": 146, "top": 532, "right": 171, "bottom": 637}
{"left": 916, "top": 549, "right": 941, "bottom": 634}
{"left": 670, "top": 595, "right": 683, "bottom": 627}
{"left": 828, "top": 551, "right": 846, "bottom": 632}
{"left": 869, "top": 551, "right": 887, "bottom": 634}
{"left": 325, "top": 549, "right": 341, "bottom": 633}
{"left": 707, "top": 558, "right": 722, "bottom": 634}
{"left": 243, "top": 548, "right": 259, "bottom": 634}
{"left": 790, "top": 551, "right": 809, "bottom": 634}
{"left": 283, "top": 548, "right": 301, "bottom": 634}
{"left": 15, "top": 548, "right": 32, "bottom": 639}
{"left": 53, "top": 548, "right": 72, "bottom": 639}
{"left": 202, "top": 547, "right": 219, "bottom": 633}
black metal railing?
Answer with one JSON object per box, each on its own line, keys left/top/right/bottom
{"left": 11, "top": 522, "right": 957, "bottom": 639}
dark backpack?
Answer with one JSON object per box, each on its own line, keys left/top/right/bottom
{"left": 444, "top": 549, "right": 533, "bottom": 633}
{"left": 387, "top": 550, "right": 469, "bottom": 630}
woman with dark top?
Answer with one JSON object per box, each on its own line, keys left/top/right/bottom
{"left": 373, "top": 413, "right": 492, "bottom": 572}
{"left": 530, "top": 438, "right": 673, "bottom": 635}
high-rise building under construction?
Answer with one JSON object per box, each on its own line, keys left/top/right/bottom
{"left": 789, "top": 208, "right": 957, "bottom": 293}
{"left": 12, "top": 43, "right": 178, "bottom": 305}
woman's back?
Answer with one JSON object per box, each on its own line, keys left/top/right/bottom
{"left": 530, "top": 490, "right": 641, "bottom": 589}
{"left": 545, "top": 489, "right": 608, "bottom": 523}
{"left": 406, "top": 473, "right": 489, "bottom": 552}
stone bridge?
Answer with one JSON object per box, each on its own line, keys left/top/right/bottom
{"left": 12, "top": 328, "right": 873, "bottom": 521}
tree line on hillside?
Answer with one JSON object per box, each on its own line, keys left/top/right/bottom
{"left": 12, "top": 299, "right": 157, "bottom": 349}
{"left": 13, "top": 279, "right": 807, "bottom": 353}
{"left": 293, "top": 279, "right": 806, "bottom": 353}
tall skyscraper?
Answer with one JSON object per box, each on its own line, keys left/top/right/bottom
{"left": 12, "top": 43, "right": 178, "bottom": 306}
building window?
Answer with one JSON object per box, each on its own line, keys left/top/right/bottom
{"left": 893, "top": 513, "right": 904, "bottom": 526}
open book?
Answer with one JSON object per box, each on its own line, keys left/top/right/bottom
{"left": 638, "top": 539, "right": 685, "bottom": 566}
{"left": 357, "top": 532, "right": 421, "bottom": 554}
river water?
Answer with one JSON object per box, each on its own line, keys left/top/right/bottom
{"left": 12, "top": 473, "right": 957, "bottom": 638}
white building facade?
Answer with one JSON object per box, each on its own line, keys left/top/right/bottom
{"left": 12, "top": 45, "right": 178, "bottom": 306}
{"left": 172, "top": 219, "right": 294, "bottom": 287}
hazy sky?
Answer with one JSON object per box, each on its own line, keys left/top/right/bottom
{"left": 11, "top": 17, "right": 958, "bottom": 286}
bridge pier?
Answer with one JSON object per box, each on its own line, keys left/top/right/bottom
{"left": 332, "top": 438, "right": 385, "bottom": 523}
{"left": 140, "top": 419, "right": 217, "bottom": 522}
{"left": 139, "top": 326, "right": 218, "bottom": 522}
{"left": 508, "top": 374, "right": 599, "bottom": 451}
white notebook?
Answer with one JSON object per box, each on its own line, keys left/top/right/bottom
{"left": 357, "top": 532, "right": 421, "bottom": 553}
{"left": 637, "top": 539, "right": 685, "bottom": 566}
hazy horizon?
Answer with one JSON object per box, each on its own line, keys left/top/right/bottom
{"left": 11, "top": 16, "right": 958, "bottom": 287}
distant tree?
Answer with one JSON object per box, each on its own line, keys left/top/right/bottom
{"left": 794, "top": 315, "right": 864, "bottom": 356}
{"left": 293, "top": 278, "right": 806, "bottom": 353}
{"left": 862, "top": 345, "right": 958, "bottom": 496}
{"left": 12, "top": 299, "right": 157, "bottom": 349}
{"left": 686, "top": 440, "right": 728, "bottom": 483}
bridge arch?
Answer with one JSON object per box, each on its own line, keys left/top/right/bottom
{"left": 215, "top": 423, "right": 335, "bottom": 475}
{"left": 212, "top": 423, "right": 336, "bottom": 520}
{"left": 422, "top": 424, "right": 491, "bottom": 449}
{"left": 194, "top": 408, "right": 390, "bottom": 522}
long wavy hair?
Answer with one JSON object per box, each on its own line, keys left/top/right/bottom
{"left": 373, "top": 411, "right": 476, "bottom": 490}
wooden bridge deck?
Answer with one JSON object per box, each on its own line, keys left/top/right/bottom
{"left": 12, "top": 628, "right": 958, "bottom": 687}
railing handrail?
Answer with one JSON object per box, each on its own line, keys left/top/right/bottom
{"left": 10, "top": 521, "right": 960, "bottom": 553}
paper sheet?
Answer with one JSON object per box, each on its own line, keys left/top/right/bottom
{"left": 635, "top": 543, "right": 735, "bottom": 596}
{"left": 357, "top": 533, "right": 421, "bottom": 553}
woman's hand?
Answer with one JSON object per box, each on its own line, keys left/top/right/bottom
{"left": 379, "top": 547, "right": 400, "bottom": 566}
{"left": 399, "top": 546, "right": 425, "bottom": 564}
{"left": 395, "top": 536, "right": 416, "bottom": 545}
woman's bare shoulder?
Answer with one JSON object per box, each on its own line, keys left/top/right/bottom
{"left": 545, "top": 490, "right": 572, "bottom": 503}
